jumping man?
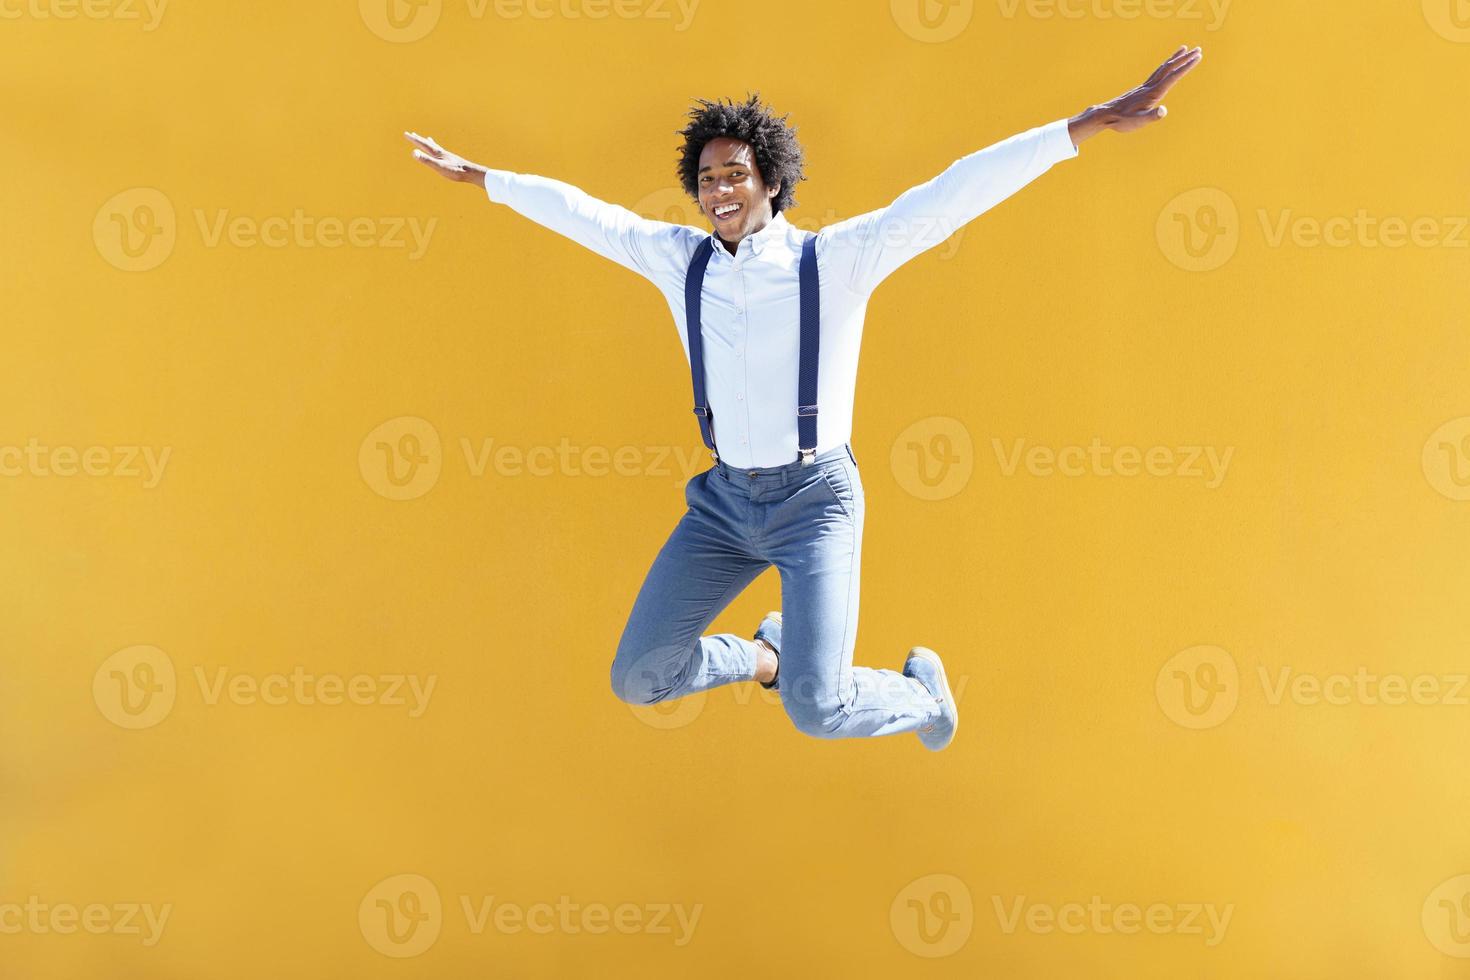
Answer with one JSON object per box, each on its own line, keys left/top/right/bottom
{"left": 406, "top": 44, "right": 1203, "bottom": 750}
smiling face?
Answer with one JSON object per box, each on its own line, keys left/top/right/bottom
{"left": 696, "top": 136, "right": 780, "bottom": 248}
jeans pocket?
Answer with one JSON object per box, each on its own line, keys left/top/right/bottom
{"left": 684, "top": 468, "right": 708, "bottom": 507}
{"left": 817, "top": 464, "right": 857, "bottom": 520}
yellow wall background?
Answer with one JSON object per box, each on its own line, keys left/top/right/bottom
{"left": 4, "top": 1, "right": 1470, "bottom": 976}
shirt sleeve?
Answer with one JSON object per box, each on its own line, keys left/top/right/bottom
{"left": 481, "top": 169, "right": 689, "bottom": 286}
{"left": 817, "top": 117, "right": 1079, "bottom": 296}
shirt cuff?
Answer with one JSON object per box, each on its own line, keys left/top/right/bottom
{"left": 1043, "top": 116, "right": 1080, "bottom": 161}
{"left": 482, "top": 168, "right": 514, "bottom": 203}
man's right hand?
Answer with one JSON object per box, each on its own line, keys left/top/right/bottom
{"left": 405, "top": 131, "right": 486, "bottom": 188}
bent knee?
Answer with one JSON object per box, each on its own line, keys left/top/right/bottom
{"left": 610, "top": 659, "right": 653, "bottom": 706}
{"left": 609, "top": 647, "right": 674, "bottom": 706}
{"left": 782, "top": 688, "right": 846, "bottom": 738}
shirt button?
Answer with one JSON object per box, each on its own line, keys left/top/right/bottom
{"left": 736, "top": 393, "right": 743, "bottom": 400}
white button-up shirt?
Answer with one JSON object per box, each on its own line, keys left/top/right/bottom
{"left": 482, "top": 117, "right": 1079, "bottom": 468}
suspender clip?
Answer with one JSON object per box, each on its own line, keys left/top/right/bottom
{"left": 798, "top": 448, "right": 816, "bottom": 465}
{"left": 692, "top": 406, "right": 711, "bottom": 417}
{"left": 797, "top": 404, "right": 818, "bottom": 416}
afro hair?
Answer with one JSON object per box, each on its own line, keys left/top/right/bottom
{"left": 676, "top": 92, "right": 806, "bottom": 215}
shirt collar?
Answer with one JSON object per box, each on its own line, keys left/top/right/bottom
{"left": 709, "top": 210, "right": 789, "bottom": 259}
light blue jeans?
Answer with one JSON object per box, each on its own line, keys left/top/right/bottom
{"left": 611, "top": 442, "right": 939, "bottom": 738}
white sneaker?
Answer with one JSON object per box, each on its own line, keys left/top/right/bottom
{"left": 903, "top": 647, "right": 957, "bottom": 751}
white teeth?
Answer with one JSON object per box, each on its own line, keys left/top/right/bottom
{"left": 714, "top": 203, "right": 741, "bottom": 217}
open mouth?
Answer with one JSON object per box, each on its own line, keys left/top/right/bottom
{"left": 712, "top": 202, "right": 743, "bottom": 223}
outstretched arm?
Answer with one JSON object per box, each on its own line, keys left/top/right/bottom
{"left": 404, "top": 131, "right": 682, "bottom": 285}
{"left": 821, "top": 45, "right": 1204, "bottom": 296}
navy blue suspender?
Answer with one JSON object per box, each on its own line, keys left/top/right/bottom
{"left": 683, "top": 232, "right": 820, "bottom": 465}
{"left": 796, "top": 232, "right": 820, "bottom": 463}
{"left": 684, "top": 237, "right": 718, "bottom": 458}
